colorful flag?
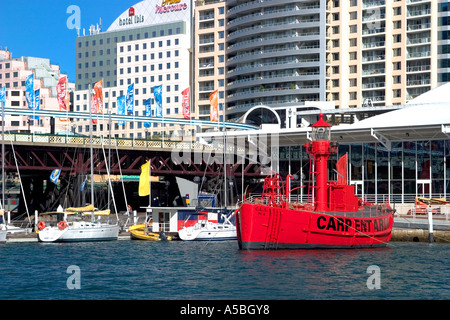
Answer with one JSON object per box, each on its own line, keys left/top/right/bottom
{"left": 336, "top": 154, "right": 347, "bottom": 185}
{"left": 144, "top": 98, "right": 152, "bottom": 128}
{"left": 0, "top": 87, "right": 5, "bottom": 103}
{"left": 182, "top": 87, "right": 190, "bottom": 120}
{"left": 32, "top": 89, "right": 40, "bottom": 120}
{"left": 154, "top": 85, "right": 163, "bottom": 118}
{"left": 50, "top": 169, "right": 61, "bottom": 185}
{"left": 25, "top": 74, "right": 34, "bottom": 110}
{"left": 117, "top": 96, "right": 126, "bottom": 126}
{"left": 209, "top": 89, "right": 219, "bottom": 122}
{"left": 56, "top": 76, "right": 67, "bottom": 111}
{"left": 80, "top": 177, "right": 87, "bottom": 191}
{"left": 57, "top": 76, "right": 68, "bottom": 122}
{"left": 126, "top": 84, "right": 134, "bottom": 114}
{"left": 90, "top": 91, "right": 98, "bottom": 124}
{"left": 138, "top": 161, "right": 151, "bottom": 197}
{"left": 94, "top": 80, "right": 104, "bottom": 114}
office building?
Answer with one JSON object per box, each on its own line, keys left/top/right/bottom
{"left": 225, "top": 0, "right": 327, "bottom": 121}
{"left": 194, "top": 0, "right": 226, "bottom": 122}
{"left": 74, "top": 0, "right": 193, "bottom": 139}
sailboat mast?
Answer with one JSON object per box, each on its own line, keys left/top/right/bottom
{"left": 88, "top": 84, "right": 95, "bottom": 210}
{"left": 1, "top": 99, "right": 5, "bottom": 212}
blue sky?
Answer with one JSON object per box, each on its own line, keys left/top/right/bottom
{"left": 0, "top": 0, "right": 139, "bottom": 82}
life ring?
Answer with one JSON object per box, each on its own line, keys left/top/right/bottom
{"left": 58, "top": 221, "right": 67, "bottom": 230}
{"left": 38, "top": 221, "right": 46, "bottom": 230}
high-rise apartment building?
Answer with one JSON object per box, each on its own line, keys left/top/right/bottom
{"left": 194, "top": 0, "right": 226, "bottom": 122}
{"left": 225, "top": 0, "right": 327, "bottom": 121}
{"left": 327, "top": 0, "right": 449, "bottom": 108}
{"left": 224, "top": 0, "right": 450, "bottom": 119}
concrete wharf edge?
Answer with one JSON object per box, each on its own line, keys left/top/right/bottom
{"left": 4, "top": 214, "right": 450, "bottom": 243}
{"left": 5, "top": 229, "right": 450, "bottom": 244}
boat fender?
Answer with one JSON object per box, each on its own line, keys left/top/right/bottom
{"left": 58, "top": 221, "right": 68, "bottom": 230}
{"left": 38, "top": 221, "right": 46, "bottom": 230}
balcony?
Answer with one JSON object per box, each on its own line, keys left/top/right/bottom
{"left": 407, "top": 47, "right": 430, "bottom": 59}
{"left": 362, "top": 27, "right": 385, "bottom": 36}
{"left": 407, "top": 23, "right": 431, "bottom": 32}
{"left": 407, "top": 36, "right": 431, "bottom": 46}
{"left": 362, "top": 40, "right": 385, "bottom": 49}
{"left": 362, "top": 66, "right": 385, "bottom": 76}
{"left": 406, "top": 62, "right": 430, "bottom": 73}
{"left": 406, "top": 76, "right": 430, "bottom": 86}
{"left": 362, "top": 0, "right": 386, "bottom": 8}
{"left": 362, "top": 76, "right": 385, "bottom": 90}
{"left": 362, "top": 82, "right": 385, "bottom": 89}
{"left": 362, "top": 53, "right": 385, "bottom": 63}
{"left": 407, "top": 8, "right": 431, "bottom": 17}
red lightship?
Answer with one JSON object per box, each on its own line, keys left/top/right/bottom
{"left": 236, "top": 114, "right": 393, "bottom": 250}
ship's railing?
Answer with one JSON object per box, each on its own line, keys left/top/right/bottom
{"left": 245, "top": 193, "right": 450, "bottom": 222}
{"left": 245, "top": 194, "right": 393, "bottom": 218}
{"left": 250, "top": 192, "right": 449, "bottom": 205}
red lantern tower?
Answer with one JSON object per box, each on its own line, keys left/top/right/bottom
{"left": 305, "top": 113, "right": 337, "bottom": 211}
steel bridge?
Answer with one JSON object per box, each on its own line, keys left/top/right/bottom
{"left": 1, "top": 134, "right": 267, "bottom": 215}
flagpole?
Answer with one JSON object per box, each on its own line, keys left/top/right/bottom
{"left": 88, "top": 83, "right": 95, "bottom": 217}
{"left": 66, "top": 84, "right": 69, "bottom": 138}
{"left": 149, "top": 159, "right": 152, "bottom": 207}
{"left": 1, "top": 98, "right": 5, "bottom": 212}
{"left": 162, "top": 111, "right": 165, "bottom": 148}
{"left": 33, "top": 89, "right": 35, "bottom": 141}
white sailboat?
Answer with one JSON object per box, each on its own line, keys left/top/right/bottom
{"left": 1, "top": 88, "right": 7, "bottom": 242}
{"left": 0, "top": 210, "right": 6, "bottom": 242}
{"left": 178, "top": 210, "right": 237, "bottom": 241}
{"left": 37, "top": 83, "right": 119, "bottom": 243}
{"left": 37, "top": 205, "right": 119, "bottom": 242}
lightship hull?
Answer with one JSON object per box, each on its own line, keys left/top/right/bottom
{"left": 236, "top": 203, "right": 393, "bottom": 250}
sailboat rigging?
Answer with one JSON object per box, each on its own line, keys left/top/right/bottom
{"left": 0, "top": 89, "right": 7, "bottom": 242}
{"left": 178, "top": 125, "right": 237, "bottom": 241}
{"left": 37, "top": 83, "right": 120, "bottom": 242}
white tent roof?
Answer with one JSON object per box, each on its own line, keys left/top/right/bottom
{"left": 198, "top": 83, "right": 450, "bottom": 147}
{"left": 348, "top": 82, "right": 450, "bottom": 129}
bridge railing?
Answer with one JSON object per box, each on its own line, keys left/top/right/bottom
{"left": 2, "top": 132, "right": 215, "bottom": 151}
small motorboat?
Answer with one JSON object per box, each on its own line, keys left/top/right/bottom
{"left": 129, "top": 223, "right": 172, "bottom": 241}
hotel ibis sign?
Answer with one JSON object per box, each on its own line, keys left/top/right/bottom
{"left": 107, "top": 0, "right": 191, "bottom": 33}
{"left": 119, "top": 7, "right": 145, "bottom": 27}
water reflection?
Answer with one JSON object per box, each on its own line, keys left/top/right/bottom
{"left": 238, "top": 247, "right": 394, "bottom": 299}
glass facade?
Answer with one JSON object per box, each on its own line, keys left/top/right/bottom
{"left": 279, "top": 139, "right": 450, "bottom": 204}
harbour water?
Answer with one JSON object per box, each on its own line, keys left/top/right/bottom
{"left": 1, "top": 240, "right": 449, "bottom": 301}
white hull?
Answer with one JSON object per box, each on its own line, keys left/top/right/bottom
{"left": 38, "top": 221, "right": 119, "bottom": 243}
{"left": 6, "top": 225, "right": 32, "bottom": 234}
{"left": 178, "top": 222, "right": 237, "bottom": 241}
{"left": 0, "top": 230, "right": 6, "bottom": 242}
